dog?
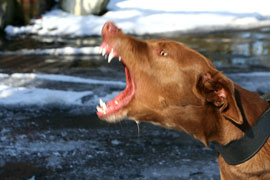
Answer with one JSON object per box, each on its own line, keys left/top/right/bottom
{"left": 96, "top": 22, "right": 270, "bottom": 180}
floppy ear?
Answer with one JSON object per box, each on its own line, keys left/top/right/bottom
{"left": 197, "top": 72, "right": 243, "bottom": 124}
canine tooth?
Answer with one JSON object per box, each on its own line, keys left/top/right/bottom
{"left": 102, "top": 48, "right": 106, "bottom": 56}
{"left": 108, "top": 49, "right": 114, "bottom": 63}
{"left": 99, "top": 47, "right": 103, "bottom": 54}
{"left": 119, "top": 56, "right": 121, "bottom": 61}
{"left": 115, "top": 100, "right": 118, "bottom": 105}
{"left": 99, "top": 99, "right": 107, "bottom": 110}
{"left": 96, "top": 106, "right": 103, "bottom": 112}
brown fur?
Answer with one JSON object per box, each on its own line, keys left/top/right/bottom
{"left": 100, "top": 22, "right": 270, "bottom": 180}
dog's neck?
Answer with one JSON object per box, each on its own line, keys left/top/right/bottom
{"left": 216, "top": 86, "right": 270, "bottom": 179}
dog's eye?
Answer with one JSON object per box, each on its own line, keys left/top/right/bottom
{"left": 160, "top": 50, "right": 168, "bottom": 56}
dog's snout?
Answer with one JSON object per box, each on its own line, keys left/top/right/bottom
{"left": 102, "top": 21, "right": 119, "bottom": 38}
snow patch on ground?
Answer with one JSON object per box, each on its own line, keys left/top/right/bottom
{"left": 1, "top": 73, "right": 125, "bottom": 86}
{"left": 0, "top": 85, "right": 91, "bottom": 106}
{"left": 0, "top": 73, "right": 125, "bottom": 107}
{"left": 5, "top": 0, "right": 270, "bottom": 37}
{"left": 0, "top": 47, "right": 101, "bottom": 55}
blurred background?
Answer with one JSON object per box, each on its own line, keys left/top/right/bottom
{"left": 0, "top": 0, "right": 270, "bottom": 179}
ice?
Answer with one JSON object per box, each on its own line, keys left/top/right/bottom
{"left": 5, "top": 0, "right": 270, "bottom": 37}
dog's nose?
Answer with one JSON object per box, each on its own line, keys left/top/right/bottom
{"left": 103, "top": 21, "right": 118, "bottom": 33}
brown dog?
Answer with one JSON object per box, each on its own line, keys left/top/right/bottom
{"left": 96, "top": 22, "right": 270, "bottom": 180}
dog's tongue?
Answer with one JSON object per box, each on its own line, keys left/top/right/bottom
{"left": 97, "top": 66, "right": 135, "bottom": 117}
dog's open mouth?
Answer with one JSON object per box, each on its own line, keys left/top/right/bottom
{"left": 96, "top": 42, "right": 135, "bottom": 118}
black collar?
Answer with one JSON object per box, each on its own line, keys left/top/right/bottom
{"left": 213, "top": 91, "right": 270, "bottom": 165}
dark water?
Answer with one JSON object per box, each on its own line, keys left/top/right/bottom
{"left": 173, "top": 28, "right": 270, "bottom": 72}
{"left": 0, "top": 28, "right": 270, "bottom": 179}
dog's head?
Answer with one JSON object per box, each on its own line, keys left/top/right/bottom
{"left": 97, "top": 22, "right": 243, "bottom": 144}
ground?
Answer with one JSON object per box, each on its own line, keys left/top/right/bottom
{"left": 0, "top": 107, "right": 219, "bottom": 180}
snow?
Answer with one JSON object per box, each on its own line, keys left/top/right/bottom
{"left": 3, "top": 73, "right": 125, "bottom": 86}
{"left": 5, "top": 0, "right": 270, "bottom": 37}
{"left": 0, "top": 84, "right": 91, "bottom": 106}
{"left": 0, "top": 73, "right": 124, "bottom": 107}
{"left": 0, "top": 47, "right": 101, "bottom": 56}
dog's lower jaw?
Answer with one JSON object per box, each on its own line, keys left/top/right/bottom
{"left": 99, "top": 110, "right": 128, "bottom": 123}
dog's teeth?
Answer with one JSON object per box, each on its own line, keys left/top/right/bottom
{"left": 108, "top": 49, "right": 114, "bottom": 63}
{"left": 102, "top": 48, "right": 106, "bottom": 56}
{"left": 99, "top": 47, "right": 103, "bottom": 54}
{"left": 119, "top": 56, "right": 121, "bottom": 61}
{"left": 96, "top": 106, "right": 103, "bottom": 112}
{"left": 99, "top": 99, "right": 107, "bottom": 110}
{"left": 108, "top": 56, "right": 113, "bottom": 63}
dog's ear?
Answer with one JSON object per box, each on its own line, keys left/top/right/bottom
{"left": 197, "top": 72, "right": 243, "bottom": 124}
